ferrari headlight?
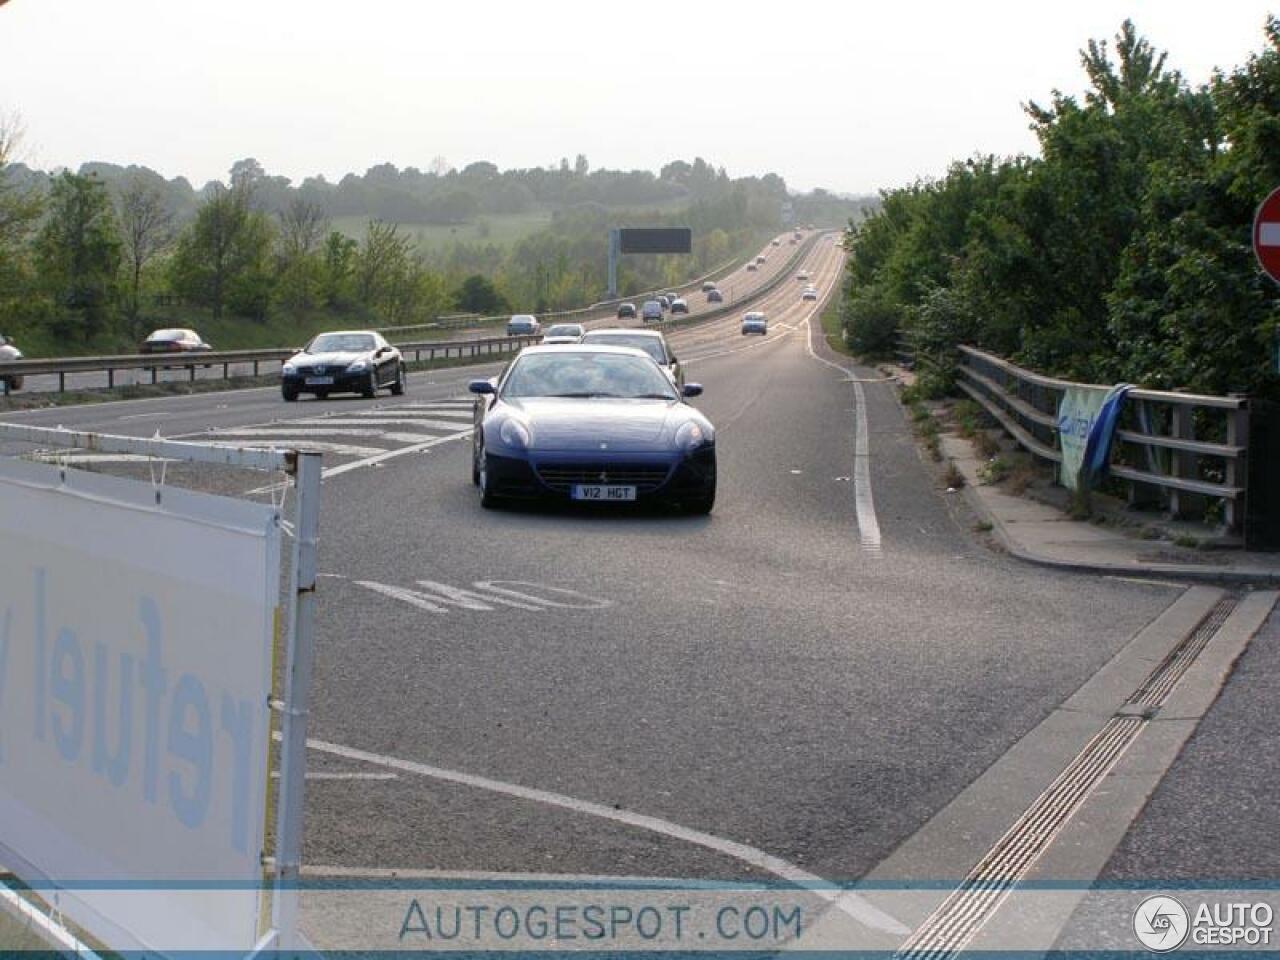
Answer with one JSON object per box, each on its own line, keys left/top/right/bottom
{"left": 348, "top": 359, "right": 369, "bottom": 373}
{"left": 499, "top": 418, "right": 532, "bottom": 449}
{"left": 675, "top": 421, "right": 708, "bottom": 451}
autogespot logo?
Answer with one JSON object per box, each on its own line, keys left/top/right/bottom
{"left": 1134, "top": 896, "right": 1190, "bottom": 952}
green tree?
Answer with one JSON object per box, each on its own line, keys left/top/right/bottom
{"left": 454, "top": 274, "right": 508, "bottom": 314}
{"left": 34, "top": 172, "right": 122, "bottom": 339}
{"left": 169, "top": 182, "right": 274, "bottom": 321}
{"left": 117, "top": 174, "right": 175, "bottom": 331}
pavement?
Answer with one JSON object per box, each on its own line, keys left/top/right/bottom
{"left": 940, "top": 432, "right": 1280, "bottom": 585}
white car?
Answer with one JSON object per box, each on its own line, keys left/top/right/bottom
{"left": 801, "top": 286, "right": 818, "bottom": 301}
{"left": 542, "top": 323, "right": 585, "bottom": 344}
{"left": 741, "top": 312, "right": 767, "bottom": 335}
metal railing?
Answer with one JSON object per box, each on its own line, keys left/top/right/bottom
{"left": 0, "top": 334, "right": 542, "bottom": 394}
{"left": 956, "top": 344, "right": 1249, "bottom": 533}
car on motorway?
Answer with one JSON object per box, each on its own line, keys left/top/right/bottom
{"left": 772, "top": 238, "right": 782, "bottom": 246}
{"left": 542, "top": 323, "right": 586, "bottom": 344}
{"left": 801, "top": 286, "right": 819, "bottom": 301}
{"left": 0, "top": 334, "right": 24, "bottom": 391}
{"left": 701, "top": 281, "right": 717, "bottom": 292}
{"left": 796, "top": 271, "right": 810, "bottom": 282}
{"left": 507, "top": 314, "right": 541, "bottom": 336}
{"left": 755, "top": 255, "right": 767, "bottom": 265}
{"left": 669, "top": 298, "right": 689, "bottom": 316}
{"left": 741, "top": 311, "right": 767, "bottom": 335}
{"left": 580, "top": 328, "right": 684, "bottom": 388}
{"left": 469, "top": 344, "right": 715, "bottom": 513}
{"left": 641, "top": 300, "right": 665, "bottom": 323}
{"left": 281, "top": 329, "right": 405, "bottom": 401}
{"left": 617, "top": 302, "right": 637, "bottom": 319}
{"left": 746, "top": 262, "right": 758, "bottom": 272}
{"left": 656, "top": 295, "right": 671, "bottom": 310}
{"left": 140, "top": 328, "right": 212, "bottom": 354}
{"left": 706, "top": 288, "right": 724, "bottom": 303}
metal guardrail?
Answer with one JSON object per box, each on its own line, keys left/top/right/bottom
{"left": 0, "top": 334, "right": 542, "bottom": 394}
{"left": 956, "top": 345, "right": 1249, "bottom": 533}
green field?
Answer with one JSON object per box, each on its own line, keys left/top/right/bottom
{"left": 331, "top": 196, "right": 693, "bottom": 253}
{"left": 331, "top": 209, "right": 555, "bottom": 252}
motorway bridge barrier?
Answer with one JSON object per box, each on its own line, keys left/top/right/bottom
{"left": 956, "top": 344, "right": 1250, "bottom": 537}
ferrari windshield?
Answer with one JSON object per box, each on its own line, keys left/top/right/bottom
{"left": 503, "top": 351, "right": 677, "bottom": 400}
{"left": 308, "top": 333, "right": 376, "bottom": 353}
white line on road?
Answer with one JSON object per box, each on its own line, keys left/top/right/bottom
{"left": 291, "top": 417, "right": 475, "bottom": 431}
{"left": 299, "top": 735, "right": 910, "bottom": 936}
{"left": 243, "top": 428, "right": 473, "bottom": 495}
{"left": 804, "top": 319, "right": 882, "bottom": 555}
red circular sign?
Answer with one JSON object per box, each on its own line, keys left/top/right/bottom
{"left": 1253, "top": 187, "right": 1280, "bottom": 282}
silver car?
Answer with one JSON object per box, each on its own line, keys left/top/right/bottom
{"left": 507, "top": 314, "right": 541, "bottom": 336}
{"left": 741, "top": 312, "right": 767, "bottom": 335}
{"left": 543, "top": 323, "right": 585, "bottom": 344}
{"left": 580, "top": 328, "right": 684, "bottom": 388}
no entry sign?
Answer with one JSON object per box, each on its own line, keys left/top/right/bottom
{"left": 1252, "top": 187, "right": 1280, "bottom": 282}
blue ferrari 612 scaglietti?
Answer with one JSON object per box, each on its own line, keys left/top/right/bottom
{"left": 469, "top": 344, "right": 716, "bottom": 514}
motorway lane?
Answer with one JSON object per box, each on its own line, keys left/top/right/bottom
{"left": 0, "top": 234, "right": 1186, "bottom": 898}
{"left": 266, "top": 251, "right": 1178, "bottom": 886}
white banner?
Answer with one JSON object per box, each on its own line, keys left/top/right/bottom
{"left": 0, "top": 457, "right": 280, "bottom": 953}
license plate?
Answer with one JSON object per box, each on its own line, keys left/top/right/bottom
{"left": 572, "top": 484, "right": 636, "bottom": 502}
{"left": 305, "top": 376, "right": 334, "bottom": 385}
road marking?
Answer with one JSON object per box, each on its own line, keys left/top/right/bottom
{"left": 293, "top": 417, "right": 475, "bottom": 431}
{"left": 300, "top": 735, "right": 910, "bottom": 936}
{"left": 244, "top": 429, "right": 472, "bottom": 495}
{"left": 319, "top": 429, "right": 472, "bottom": 480}
{"left": 804, "top": 319, "right": 882, "bottom": 555}
{"left": 354, "top": 578, "right": 612, "bottom": 614}
{"left": 116, "top": 410, "right": 173, "bottom": 420}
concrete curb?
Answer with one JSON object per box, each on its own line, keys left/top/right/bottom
{"left": 958, "top": 482, "right": 1280, "bottom": 586}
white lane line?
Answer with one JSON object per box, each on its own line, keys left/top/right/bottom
{"left": 243, "top": 428, "right": 472, "bottom": 495}
{"left": 210, "top": 428, "right": 402, "bottom": 438}
{"left": 395, "top": 401, "right": 474, "bottom": 410}
{"left": 300, "top": 735, "right": 910, "bottom": 936}
{"left": 292, "top": 417, "right": 473, "bottom": 431}
{"left": 319, "top": 429, "right": 472, "bottom": 480}
{"left": 803, "top": 316, "right": 882, "bottom": 555}
{"left": 116, "top": 410, "right": 172, "bottom": 421}
{"left": 388, "top": 407, "right": 474, "bottom": 418}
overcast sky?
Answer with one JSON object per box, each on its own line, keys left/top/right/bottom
{"left": 0, "top": 1, "right": 1272, "bottom": 195}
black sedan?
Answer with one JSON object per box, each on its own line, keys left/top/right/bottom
{"left": 469, "top": 345, "right": 716, "bottom": 513}
{"left": 281, "top": 330, "right": 405, "bottom": 401}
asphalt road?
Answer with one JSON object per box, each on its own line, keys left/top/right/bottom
{"left": 0, "top": 235, "right": 1192, "bottom": 907}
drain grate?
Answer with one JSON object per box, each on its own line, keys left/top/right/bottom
{"left": 895, "top": 593, "right": 1240, "bottom": 960}
{"left": 1128, "top": 596, "right": 1236, "bottom": 708}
